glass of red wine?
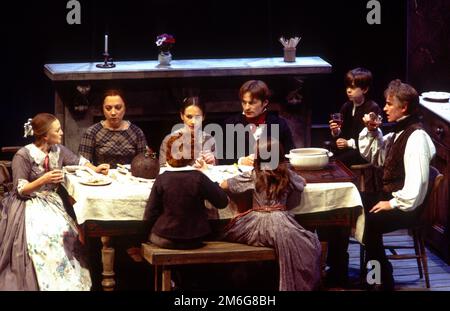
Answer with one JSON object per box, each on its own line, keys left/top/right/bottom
{"left": 330, "top": 113, "right": 343, "bottom": 126}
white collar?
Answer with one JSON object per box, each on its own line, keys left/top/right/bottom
{"left": 26, "top": 143, "right": 60, "bottom": 170}
{"left": 396, "top": 115, "right": 410, "bottom": 122}
{"left": 163, "top": 164, "right": 196, "bottom": 172}
{"left": 353, "top": 99, "right": 365, "bottom": 108}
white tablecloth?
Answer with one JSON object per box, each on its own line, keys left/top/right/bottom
{"left": 64, "top": 166, "right": 364, "bottom": 242}
{"left": 64, "top": 170, "right": 153, "bottom": 224}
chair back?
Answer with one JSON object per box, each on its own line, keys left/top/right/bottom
{"left": 417, "top": 166, "right": 444, "bottom": 226}
{"left": 0, "top": 162, "right": 13, "bottom": 199}
{"left": 0, "top": 146, "right": 21, "bottom": 197}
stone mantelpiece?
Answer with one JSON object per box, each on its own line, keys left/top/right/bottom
{"left": 44, "top": 57, "right": 332, "bottom": 154}
{"left": 44, "top": 57, "right": 331, "bottom": 81}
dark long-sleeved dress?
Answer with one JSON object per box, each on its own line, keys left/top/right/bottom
{"left": 224, "top": 169, "right": 321, "bottom": 291}
{"left": 144, "top": 168, "right": 228, "bottom": 245}
{"left": 0, "top": 144, "right": 91, "bottom": 290}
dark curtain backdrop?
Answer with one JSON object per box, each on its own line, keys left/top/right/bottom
{"left": 2, "top": 0, "right": 407, "bottom": 149}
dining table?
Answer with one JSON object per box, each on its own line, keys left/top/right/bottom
{"left": 63, "top": 160, "right": 364, "bottom": 291}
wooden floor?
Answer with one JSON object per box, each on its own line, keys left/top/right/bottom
{"left": 348, "top": 230, "right": 450, "bottom": 291}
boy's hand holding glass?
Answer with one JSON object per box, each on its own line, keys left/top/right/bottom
{"left": 363, "top": 112, "right": 383, "bottom": 131}
{"left": 329, "top": 113, "right": 343, "bottom": 135}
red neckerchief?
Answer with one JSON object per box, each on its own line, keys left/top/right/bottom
{"left": 43, "top": 155, "right": 50, "bottom": 172}
{"left": 245, "top": 111, "right": 268, "bottom": 132}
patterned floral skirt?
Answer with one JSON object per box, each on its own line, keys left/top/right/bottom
{"left": 25, "top": 192, "right": 91, "bottom": 291}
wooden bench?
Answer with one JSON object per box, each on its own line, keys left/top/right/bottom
{"left": 141, "top": 241, "right": 276, "bottom": 291}
{"left": 142, "top": 241, "right": 328, "bottom": 291}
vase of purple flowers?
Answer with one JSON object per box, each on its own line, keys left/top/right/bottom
{"left": 156, "top": 33, "right": 175, "bottom": 66}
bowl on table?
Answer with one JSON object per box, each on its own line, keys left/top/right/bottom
{"left": 285, "top": 148, "right": 333, "bottom": 170}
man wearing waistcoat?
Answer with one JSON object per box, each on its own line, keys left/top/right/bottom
{"left": 358, "top": 79, "right": 436, "bottom": 290}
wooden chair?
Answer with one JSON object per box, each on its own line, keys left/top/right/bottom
{"left": 383, "top": 167, "right": 443, "bottom": 288}
{"left": 0, "top": 162, "right": 12, "bottom": 200}
{"left": 350, "top": 163, "right": 379, "bottom": 193}
{"left": 0, "top": 146, "right": 19, "bottom": 200}
{"left": 1, "top": 146, "right": 21, "bottom": 155}
{"left": 360, "top": 166, "right": 443, "bottom": 289}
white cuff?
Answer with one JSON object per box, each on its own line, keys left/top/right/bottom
{"left": 389, "top": 198, "right": 398, "bottom": 209}
{"left": 347, "top": 139, "right": 356, "bottom": 149}
{"left": 237, "top": 157, "right": 245, "bottom": 165}
{"left": 17, "top": 178, "right": 34, "bottom": 199}
{"left": 78, "top": 156, "right": 90, "bottom": 166}
{"left": 17, "top": 178, "right": 29, "bottom": 196}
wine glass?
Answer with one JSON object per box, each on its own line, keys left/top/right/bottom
{"left": 330, "top": 113, "right": 343, "bottom": 126}
{"left": 368, "top": 112, "right": 383, "bottom": 124}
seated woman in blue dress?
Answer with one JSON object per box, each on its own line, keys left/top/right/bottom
{"left": 0, "top": 113, "right": 109, "bottom": 290}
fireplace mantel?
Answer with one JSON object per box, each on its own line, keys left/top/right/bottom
{"left": 44, "top": 56, "right": 332, "bottom": 154}
{"left": 44, "top": 57, "right": 331, "bottom": 81}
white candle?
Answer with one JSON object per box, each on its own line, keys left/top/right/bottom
{"left": 104, "top": 34, "right": 108, "bottom": 54}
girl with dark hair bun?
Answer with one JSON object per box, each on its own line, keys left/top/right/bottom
{"left": 159, "top": 96, "right": 216, "bottom": 167}
{"left": 0, "top": 113, "right": 109, "bottom": 290}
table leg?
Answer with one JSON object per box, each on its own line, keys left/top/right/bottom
{"left": 161, "top": 266, "right": 171, "bottom": 291}
{"left": 154, "top": 265, "right": 161, "bottom": 291}
{"left": 101, "top": 236, "right": 116, "bottom": 291}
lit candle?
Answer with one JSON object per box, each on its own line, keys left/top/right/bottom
{"left": 104, "top": 34, "right": 108, "bottom": 54}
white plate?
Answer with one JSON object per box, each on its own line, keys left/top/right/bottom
{"left": 79, "top": 179, "right": 112, "bottom": 186}
{"left": 421, "top": 91, "right": 450, "bottom": 102}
